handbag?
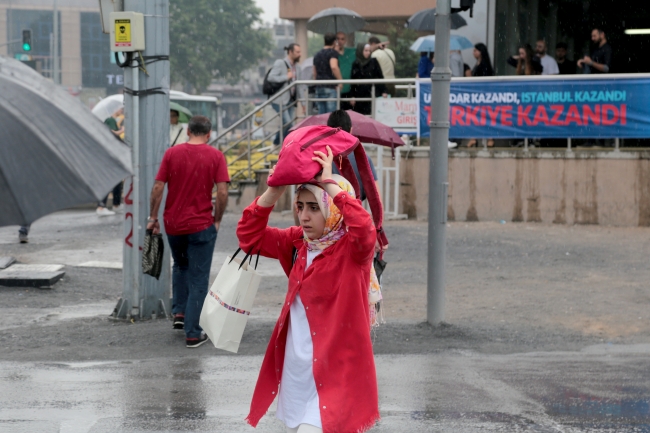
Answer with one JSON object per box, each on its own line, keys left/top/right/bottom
{"left": 199, "top": 248, "right": 262, "bottom": 353}
{"left": 142, "top": 229, "right": 164, "bottom": 279}
{"left": 268, "top": 125, "right": 388, "bottom": 249}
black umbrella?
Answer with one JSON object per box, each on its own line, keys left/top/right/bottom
{"left": 307, "top": 7, "right": 366, "bottom": 34}
{"left": 0, "top": 56, "right": 132, "bottom": 227}
{"left": 406, "top": 8, "right": 468, "bottom": 32}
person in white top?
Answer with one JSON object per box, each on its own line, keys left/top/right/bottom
{"left": 368, "top": 36, "right": 396, "bottom": 96}
{"left": 170, "top": 109, "right": 189, "bottom": 146}
{"left": 535, "top": 39, "right": 559, "bottom": 75}
{"left": 449, "top": 50, "right": 464, "bottom": 77}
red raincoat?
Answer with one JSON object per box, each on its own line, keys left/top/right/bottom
{"left": 237, "top": 192, "right": 379, "bottom": 433}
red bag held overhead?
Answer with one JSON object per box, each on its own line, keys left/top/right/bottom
{"left": 267, "top": 125, "right": 388, "bottom": 248}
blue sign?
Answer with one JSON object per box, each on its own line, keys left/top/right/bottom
{"left": 418, "top": 78, "right": 650, "bottom": 138}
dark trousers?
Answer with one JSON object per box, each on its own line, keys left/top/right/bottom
{"left": 167, "top": 225, "right": 217, "bottom": 339}
{"left": 98, "top": 182, "right": 123, "bottom": 207}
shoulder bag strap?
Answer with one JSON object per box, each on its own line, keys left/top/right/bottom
{"left": 353, "top": 144, "right": 388, "bottom": 252}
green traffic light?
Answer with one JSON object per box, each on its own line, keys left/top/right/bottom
{"left": 23, "top": 43, "right": 31, "bottom": 51}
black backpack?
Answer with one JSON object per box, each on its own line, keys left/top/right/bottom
{"left": 262, "top": 60, "right": 290, "bottom": 97}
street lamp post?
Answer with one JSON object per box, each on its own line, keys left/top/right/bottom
{"left": 427, "top": 0, "right": 451, "bottom": 325}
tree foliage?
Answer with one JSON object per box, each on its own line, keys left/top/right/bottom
{"left": 169, "top": 0, "right": 273, "bottom": 92}
{"left": 387, "top": 26, "right": 420, "bottom": 79}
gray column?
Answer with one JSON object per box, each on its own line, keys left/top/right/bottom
{"left": 120, "top": 0, "right": 171, "bottom": 320}
{"left": 294, "top": 19, "right": 308, "bottom": 56}
{"left": 427, "top": 0, "right": 451, "bottom": 325}
{"left": 60, "top": 10, "right": 82, "bottom": 87}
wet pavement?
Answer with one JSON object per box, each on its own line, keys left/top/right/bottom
{"left": 1, "top": 345, "right": 649, "bottom": 432}
{"left": 1, "top": 209, "right": 650, "bottom": 432}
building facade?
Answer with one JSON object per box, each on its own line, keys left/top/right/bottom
{"left": 280, "top": 0, "right": 650, "bottom": 76}
{"left": 0, "top": 0, "right": 123, "bottom": 106}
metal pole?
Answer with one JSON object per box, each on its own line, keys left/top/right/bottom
{"left": 336, "top": 86, "right": 341, "bottom": 110}
{"left": 376, "top": 145, "right": 384, "bottom": 202}
{"left": 119, "top": 0, "right": 171, "bottom": 320}
{"left": 52, "top": 0, "right": 59, "bottom": 84}
{"left": 130, "top": 61, "right": 139, "bottom": 318}
{"left": 394, "top": 147, "right": 400, "bottom": 215}
{"left": 279, "top": 99, "right": 284, "bottom": 146}
{"left": 248, "top": 120, "right": 252, "bottom": 179}
{"left": 427, "top": 0, "right": 451, "bottom": 325}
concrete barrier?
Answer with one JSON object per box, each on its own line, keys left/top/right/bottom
{"left": 401, "top": 148, "right": 650, "bottom": 227}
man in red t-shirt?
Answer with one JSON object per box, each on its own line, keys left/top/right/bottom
{"left": 147, "top": 115, "right": 230, "bottom": 348}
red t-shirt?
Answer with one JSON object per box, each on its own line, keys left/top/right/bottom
{"left": 155, "top": 143, "right": 230, "bottom": 235}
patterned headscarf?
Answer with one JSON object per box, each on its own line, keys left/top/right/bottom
{"left": 296, "top": 175, "right": 383, "bottom": 326}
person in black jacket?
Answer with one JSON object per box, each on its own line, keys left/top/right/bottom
{"left": 472, "top": 43, "right": 494, "bottom": 77}
{"left": 350, "top": 43, "right": 386, "bottom": 115}
{"left": 507, "top": 44, "right": 543, "bottom": 75}
{"left": 467, "top": 43, "right": 495, "bottom": 148}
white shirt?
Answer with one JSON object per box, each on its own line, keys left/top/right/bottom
{"left": 276, "top": 249, "right": 322, "bottom": 429}
{"left": 170, "top": 123, "right": 189, "bottom": 146}
{"left": 371, "top": 48, "right": 396, "bottom": 79}
{"left": 539, "top": 54, "right": 559, "bottom": 75}
{"left": 450, "top": 51, "right": 464, "bottom": 77}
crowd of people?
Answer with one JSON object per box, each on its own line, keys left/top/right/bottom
{"left": 506, "top": 27, "right": 612, "bottom": 76}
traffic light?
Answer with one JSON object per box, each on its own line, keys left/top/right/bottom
{"left": 22, "top": 29, "right": 32, "bottom": 52}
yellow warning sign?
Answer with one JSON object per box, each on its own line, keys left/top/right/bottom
{"left": 114, "top": 19, "right": 131, "bottom": 47}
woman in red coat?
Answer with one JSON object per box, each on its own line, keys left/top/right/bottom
{"left": 237, "top": 147, "right": 380, "bottom": 433}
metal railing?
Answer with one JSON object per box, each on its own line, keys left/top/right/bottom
{"left": 210, "top": 78, "right": 417, "bottom": 185}
{"left": 215, "top": 76, "right": 640, "bottom": 218}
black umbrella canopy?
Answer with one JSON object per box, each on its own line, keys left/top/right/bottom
{"left": 0, "top": 56, "right": 132, "bottom": 227}
{"left": 307, "top": 7, "right": 366, "bottom": 34}
{"left": 406, "top": 8, "right": 468, "bottom": 32}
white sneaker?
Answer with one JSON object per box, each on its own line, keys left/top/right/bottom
{"left": 448, "top": 141, "right": 458, "bottom": 149}
{"left": 112, "top": 204, "right": 124, "bottom": 213}
{"left": 96, "top": 207, "right": 116, "bottom": 216}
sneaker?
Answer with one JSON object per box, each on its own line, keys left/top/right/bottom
{"left": 186, "top": 333, "right": 209, "bottom": 348}
{"left": 448, "top": 141, "right": 458, "bottom": 149}
{"left": 96, "top": 207, "right": 116, "bottom": 216}
{"left": 112, "top": 204, "right": 125, "bottom": 213}
{"left": 173, "top": 314, "right": 184, "bottom": 330}
{"left": 18, "top": 232, "right": 28, "bottom": 243}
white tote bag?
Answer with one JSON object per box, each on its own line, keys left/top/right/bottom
{"left": 199, "top": 249, "right": 261, "bottom": 353}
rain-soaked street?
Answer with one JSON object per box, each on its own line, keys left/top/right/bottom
{"left": 0, "top": 210, "right": 649, "bottom": 432}
{"left": 2, "top": 346, "right": 650, "bottom": 432}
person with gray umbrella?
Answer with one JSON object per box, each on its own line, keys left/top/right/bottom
{"left": 97, "top": 107, "right": 126, "bottom": 216}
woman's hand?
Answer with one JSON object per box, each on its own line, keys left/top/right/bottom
{"left": 258, "top": 166, "right": 286, "bottom": 208}
{"left": 313, "top": 146, "right": 344, "bottom": 198}
{"left": 312, "top": 146, "right": 334, "bottom": 182}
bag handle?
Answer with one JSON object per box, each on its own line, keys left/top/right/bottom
{"left": 229, "top": 248, "right": 261, "bottom": 270}
{"left": 300, "top": 127, "right": 340, "bottom": 151}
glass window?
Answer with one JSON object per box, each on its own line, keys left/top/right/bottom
{"left": 80, "top": 12, "right": 123, "bottom": 90}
